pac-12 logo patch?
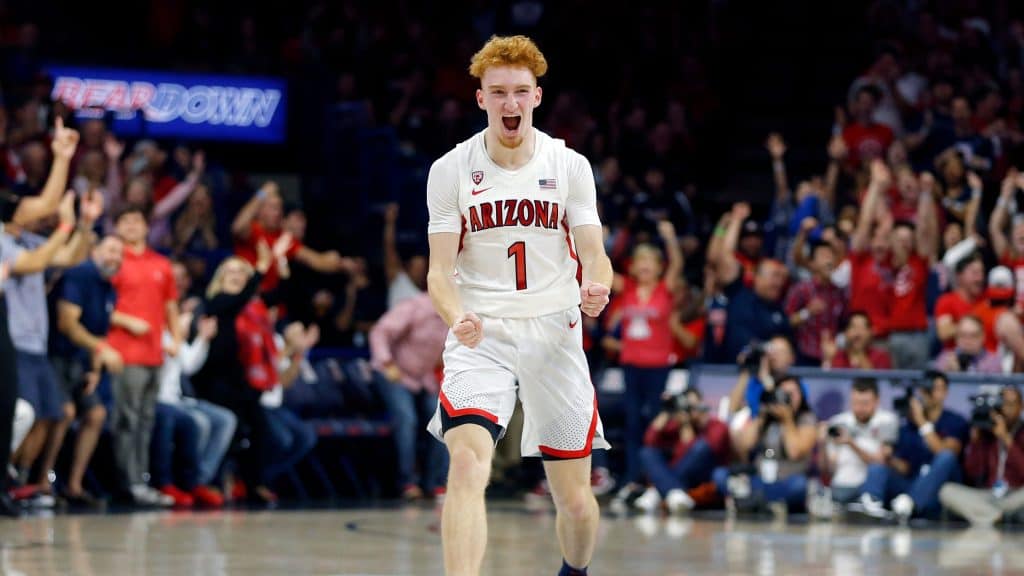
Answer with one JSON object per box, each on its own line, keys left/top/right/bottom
{"left": 472, "top": 171, "right": 484, "bottom": 185}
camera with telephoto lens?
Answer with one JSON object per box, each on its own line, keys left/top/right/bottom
{"left": 970, "top": 393, "right": 1004, "bottom": 431}
{"left": 893, "top": 376, "right": 935, "bottom": 418}
{"left": 739, "top": 341, "right": 766, "bottom": 371}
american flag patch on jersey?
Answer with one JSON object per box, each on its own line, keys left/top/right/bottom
{"left": 538, "top": 178, "right": 557, "bottom": 189}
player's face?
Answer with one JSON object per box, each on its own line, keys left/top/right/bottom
{"left": 477, "top": 66, "right": 542, "bottom": 149}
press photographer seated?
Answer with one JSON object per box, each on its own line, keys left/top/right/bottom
{"left": 633, "top": 388, "right": 730, "bottom": 514}
{"left": 939, "top": 385, "right": 1024, "bottom": 526}
{"left": 858, "top": 370, "right": 969, "bottom": 522}
{"left": 715, "top": 375, "right": 817, "bottom": 512}
{"left": 821, "top": 378, "right": 898, "bottom": 504}
{"left": 727, "top": 336, "right": 796, "bottom": 417}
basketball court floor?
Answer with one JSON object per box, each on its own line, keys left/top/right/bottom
{"left": 0, "top": 502, "right": 1019, "bottom": 575}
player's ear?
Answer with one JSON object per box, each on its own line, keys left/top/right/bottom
{"left": 534, "top": 85, "right": 542, "bottom": 108}
{"left": 476, "top": 88, "right": 486, "bottom": 110}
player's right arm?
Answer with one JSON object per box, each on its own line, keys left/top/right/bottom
{"left": 426, "top": 155, "right": 482, "bottom": 348}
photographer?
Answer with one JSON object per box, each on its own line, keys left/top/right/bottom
{"left": 727, "top": 336, "right": 795, "bottom": 417}
{"left": 822, "top": 378, "right": 898, "bottom": 504}
{"left": 634, "top": 389, "right": 729, "bottom": 514}
{"left": 859, "top": 370, "right": 968, "bottom": 521}
{"left": 715, "top": 375, "right": 817, "bottom": 512}
{"left": 933, "top": 315, "right": 1004, "bottom": 374}
{"left": 939, "top": 386, "right": 1024, "bottom": 526}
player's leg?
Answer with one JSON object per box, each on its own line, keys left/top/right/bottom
{"left": 427, "top": 328, "right": 518, "bottom": 576}
{"left": 516, "top": 309, "right": 611, "bottom": 574}
{"left": 442, "top": 423, "right": 496, "bottom": 576}
{"left": 543, "top": 456, "right": 599, "bottom": 572}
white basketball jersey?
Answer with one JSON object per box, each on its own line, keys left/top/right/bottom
{"left": 427, "top": 129, "right": 601, "bottom": 318}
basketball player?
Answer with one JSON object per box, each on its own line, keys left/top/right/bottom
{"left": 426, "top": 36, "right": 613, "bottom": 576}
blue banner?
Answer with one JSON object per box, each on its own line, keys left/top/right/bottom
{"left": 47, "top": 66, "right": 287, "bottom": 143}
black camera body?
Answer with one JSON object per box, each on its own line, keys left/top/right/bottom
{"left": 970, "top": 393, "right": 1004, "bottom": 431}
{"left": 760, "top": 387, "right": 791, "bottom": 407}
{"left": 827, "top": 424, "right": 844, "bottom": 438}
{"left": 662, "top": 393, "right": 691, "bottom": 413}
{"left": 739, "top": 341, "right": 766, "bottom": 371}
{"left": 893, "top": 377, "right": 935, "bottom": 418}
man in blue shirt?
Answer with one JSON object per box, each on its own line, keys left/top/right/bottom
{"left": 707, "top": 202, "right": 792, "bottom": 363}
{"left": 858, "top": 370, "right": 968, "bottom": 521}
{"left": 46, "top": 234, "right": 124, "bottom": 507}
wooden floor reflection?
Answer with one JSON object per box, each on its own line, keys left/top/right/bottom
{"left": 0, "top": 503, "right": 1021, "bottom": 575}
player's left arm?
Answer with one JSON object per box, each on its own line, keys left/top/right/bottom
{"left": 567, "top": 151, "right": 612, "bottom": 317}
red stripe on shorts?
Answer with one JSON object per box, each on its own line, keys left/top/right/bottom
{"left": 439, "top": 390, "right": 499, "bottom": 424}
{"left": 538, "top": 393, "right": 598, "bottom": 459}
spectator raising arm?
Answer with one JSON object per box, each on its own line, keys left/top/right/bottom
{"left": 150, "top": 151, "right": 204, "bottom": 224}
{"left": 293, "top": 245, "right": 350, "bottom": 274}
{"left": 383, "top": 203, "right": 402, "bottom": 284}
{"left": 822, "top": 136, "right": 847, "bottom": 209}
{"left": 713, "top": 202, "right": 749, "bottom": 286}
{"left": 232, "top": 181, "right": 278, "bottom": 240}
{"left": 10, "top": 192, "right": 76, "bottom": 275}
{"left": 851, "top": 160, "right": 889, "bottom": 253}
{"left": 656, "top": 220, "right": 683, "bottom": 293}
{"left": 766, "top": 133, "right": 790, "bottom": 202}
{"left": 12, "top": 117, "right": 79, "bottom": 225}
{"left": 989, "top": 169, "right": 1018, "bottom": 260}
{"left": 50, "top": 191, "right": 104, "bottom": 268}
{"left": 915, "top": 172, "right": 939, "bottom": 262}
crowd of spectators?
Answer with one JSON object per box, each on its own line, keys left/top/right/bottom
{"left": 0, "top": 0, "right": 1021, "bottom": 529}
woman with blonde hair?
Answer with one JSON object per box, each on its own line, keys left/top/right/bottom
{"left": 191, "top": 235, "right": 290, "bottom": 503}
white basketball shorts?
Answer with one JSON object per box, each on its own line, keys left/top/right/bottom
{"left": 427, "top": 307, "right": 610, "bottom": 459}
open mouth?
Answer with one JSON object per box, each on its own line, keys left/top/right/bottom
{"left": 502, "top": 115, "right": 522, "bottom": 131}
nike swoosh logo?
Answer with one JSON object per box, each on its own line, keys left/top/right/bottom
{"left": 569, "top": 318, "right": 579, "bottom": 329}
{"left": 471, "top": 187, "right": 493, "bottom": 196}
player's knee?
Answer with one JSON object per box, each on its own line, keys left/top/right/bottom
{"left": 553, "top": 486, "right": 596, "bottom": 522}
{"left": 447, "top": 444, "right": 490, "bottom": 492}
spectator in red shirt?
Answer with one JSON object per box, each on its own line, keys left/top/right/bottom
{"left": 784, "top": 233, "right": 845, "bottom": 366}
{"left": 934, "top": 251, "right": 986, "bottom": 347}
{"left": 842, "top": 86, "right": 894, "bottom": 169}
{"left": 231, "top": 181, "right": 352, "bottom": 292}
{"left": 848, "top": 161, "right": 894, "bottom": 339}
{"left": 990, "top": 168, "right": 1024, "bottom": 315}
{"left": 635, "top": 388, "right": 730, "bottom": 515}
{"left": 822, "top": 312, "right": 892, "bottom": 370}
{"left": 604, "top": 220, "right": 683, "bottom": 490}
{"left": 972, "top": 266, "right": 1024, "bottom": 367}
{"left": 106, "top": 204, "right": 182, "bottom": 507}
{"left": 887, "top": 212, "right": 939, "bottom": 369}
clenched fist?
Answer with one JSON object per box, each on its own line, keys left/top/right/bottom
{"left": 453, "top": 312, "right": 484, "bottom": 348}
{"left": 580, "top": 280, "right": 610, "bottom": 317}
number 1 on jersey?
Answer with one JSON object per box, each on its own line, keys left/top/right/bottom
{"left": 507, "top": 241, "right": 527, "bottom": 290}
